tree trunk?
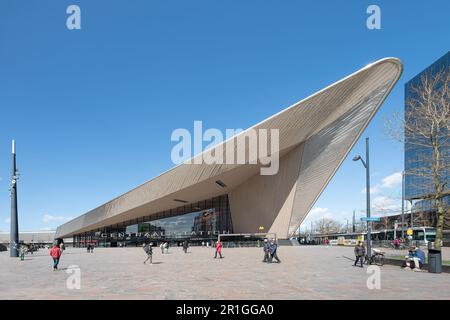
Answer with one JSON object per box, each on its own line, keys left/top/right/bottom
{"left": 435, "top": 197, "right": 444, "bottom": 251}
{"left": 433, "top": 139, "right": 443, "bottom": 251}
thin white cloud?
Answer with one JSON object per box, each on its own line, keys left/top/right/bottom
{"left": 382, "top": 171, "right": 402, "bottom": 188}
{"left": 302, "top": 207, "right": 351, "bottom": 226}
{"left": 39, "top": 227, "right": 55, "bottom": 231}
{"left": 372, "top": 196, "right": 400, "bottom": 212}
{"left": 4, "top": 218, "right": 10, "bottom": 224}
{"left": 42, "top": 214, "right": 72, "bottom": 223}
{"left": 299, "top": 172, "right": 405, "bottom": 231}
{"left": 361, "top": 172, "right": 402, "bottom": 195}
{"left": 361, "top": 185, "right": 381, "bottom": 195}
{"left": 307, "top": 207, "right": 332, "bottom": 220}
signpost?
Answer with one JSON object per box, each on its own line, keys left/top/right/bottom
{"left": 360, "top": 217, "right": 380, "bottom": 222}
{"left": 406, "top": 228, "right": 413, "bottom": 245}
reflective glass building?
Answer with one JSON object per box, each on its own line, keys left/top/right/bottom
{"left": 405, "top": 52, "right": 450, "bottom": 215}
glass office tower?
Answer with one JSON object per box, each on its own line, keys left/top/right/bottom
{"left": 404, "top": 52, "right": 449, "bottom": 221}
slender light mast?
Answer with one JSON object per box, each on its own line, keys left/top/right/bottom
{"left": 365, "top": 137, "right": 372, "bottom": 259}
{"left": 10, "top": 140, "right": 19, "bottom": 257}
{"left": 352, "top": 210, "right": 356, "bottom": 233}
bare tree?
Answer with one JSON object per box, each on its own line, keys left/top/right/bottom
{"left": 314, "top": 218, "right": 343, "bottom": 234}
{"left": 354, "top": 221, "right": 366, "bottom": 233}
{"left": 385, "top": 67, "right": 449, "bottom": 250}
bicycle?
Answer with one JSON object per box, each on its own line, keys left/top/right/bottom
{"left": 364, "top": 248, "right": 385, "bottom": 266}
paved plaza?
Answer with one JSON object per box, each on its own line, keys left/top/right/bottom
{"left": 1, "top": 245, "right": 450, "bottom": 300}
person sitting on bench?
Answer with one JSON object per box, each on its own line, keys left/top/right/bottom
{"left": 403, "top": 246, "right": 425, "bottom": 271}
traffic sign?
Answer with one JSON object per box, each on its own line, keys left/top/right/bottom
{"left": 360, "top": 217, "right": 381, "bottom": 222}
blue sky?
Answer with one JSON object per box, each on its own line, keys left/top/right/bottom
{"left": 0, "top": 1, "right": 449, "bottom": 231}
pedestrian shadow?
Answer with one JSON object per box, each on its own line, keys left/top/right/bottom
{"left": 342, "top": 255, "right": 355, "bottom": 261}
{"left": 23, "top": 252, "right": 88, "bottom": 258}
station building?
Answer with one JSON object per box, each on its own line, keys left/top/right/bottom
{"left": 55, "top": 58, "right": 403, "bottom": 247}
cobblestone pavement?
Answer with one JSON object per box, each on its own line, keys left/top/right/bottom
{"left": 1, "top": 246, "right": 449, "bottom": 300}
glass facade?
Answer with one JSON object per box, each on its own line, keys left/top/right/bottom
{"left": 72, "top": 194, "right": 233, "bottom": 247}
{"left": 404, "top": 52, "right": 449, "bottom": 213}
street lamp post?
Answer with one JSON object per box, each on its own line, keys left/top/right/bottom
{"left": 401, "top": 170, "right": 405, "bottom": 239}
{"left": 10, "top": 140, "right": 19, "bottom": 258}
{"left": 352, "top": 210, "right": 356, "bottom": 233}
{"left": 353, "top": 137, "right": 372, "bottom": 259}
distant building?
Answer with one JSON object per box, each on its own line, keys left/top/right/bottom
{"left": 0, "top": 231, "right": 56, "bottom": 245}
{"left": 404, "top": 51, "right": 450, "bottom": 232}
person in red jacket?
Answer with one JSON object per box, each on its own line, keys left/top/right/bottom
{"left": 50, "top": 244, "right": 62, "bottom": 271}
{"left": 214, "top": 240, "right": 223, "bottom": 259}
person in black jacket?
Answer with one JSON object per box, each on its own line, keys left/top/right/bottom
{"left": 143, "top": 243, "right": 153, "bottom": 265}
{"left": 262, "top": 239, "right": 270, "bottom": 262}
{"left": 182, "top": 240, "right": 189, "bottom": 253}
{"left": 354, "top": 242, "right": 366, "bottom": 267}
{"left": 269, "top": 239, "right": 281, "bottom": 263}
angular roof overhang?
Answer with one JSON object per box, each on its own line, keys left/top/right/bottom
{"left": 55, "top": 58, "right": 403, "bottom": 238}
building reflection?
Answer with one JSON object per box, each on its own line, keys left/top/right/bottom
{"left": 73, "top": 195, "right": 233, "bottom": 247}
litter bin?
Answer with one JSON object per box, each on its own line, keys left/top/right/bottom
{"left": 428, "top": 249, "right": 442, "bottom": 273}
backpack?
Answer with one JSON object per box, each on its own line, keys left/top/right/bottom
{"left": 143, "top": 245, "right": 152, "bottom": 254}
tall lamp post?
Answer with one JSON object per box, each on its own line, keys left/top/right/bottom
{"left": 401, "top": 170, "right": 405, "bottom": 239}
{"left": 353, "top": 137, "right": 372, "bottom": 259}
{"left": 352, "top": 210, "right": 356, "bottom": 233}
{"left": 10, "top": 140, "right": 19, "bottom": 257}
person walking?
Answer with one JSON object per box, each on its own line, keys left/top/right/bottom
{"left": 160, "top": 242, "right": 164, "bottom": 254}
{"left": 354, "top": 241, "right": 366, "bottom": 268}
{"left": 214, "top": 240, "right": 223, "bottom": 259}
{"left": 269, "top": 239, "right": 281, "bottom": 263}
{"left": 143, "top": 243, "right": 153, "bottom": 265}
{"left": 164, "top": 242, "right": 169, "bottom": 253}
{"left": 19, "top": 245, "right": 26, "bottom": 261}
{"left": 262, "top": 239, "right": 270, "bottom": 262}
{"left": 182, "top": 240, "right": 189, "bottom": 254}
{"left": 50, "top": 243, "right": 62, "bottom": 271}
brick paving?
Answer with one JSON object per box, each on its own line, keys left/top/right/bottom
{"left": 1, "top": 246, "right": 449, "bottom": 300}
